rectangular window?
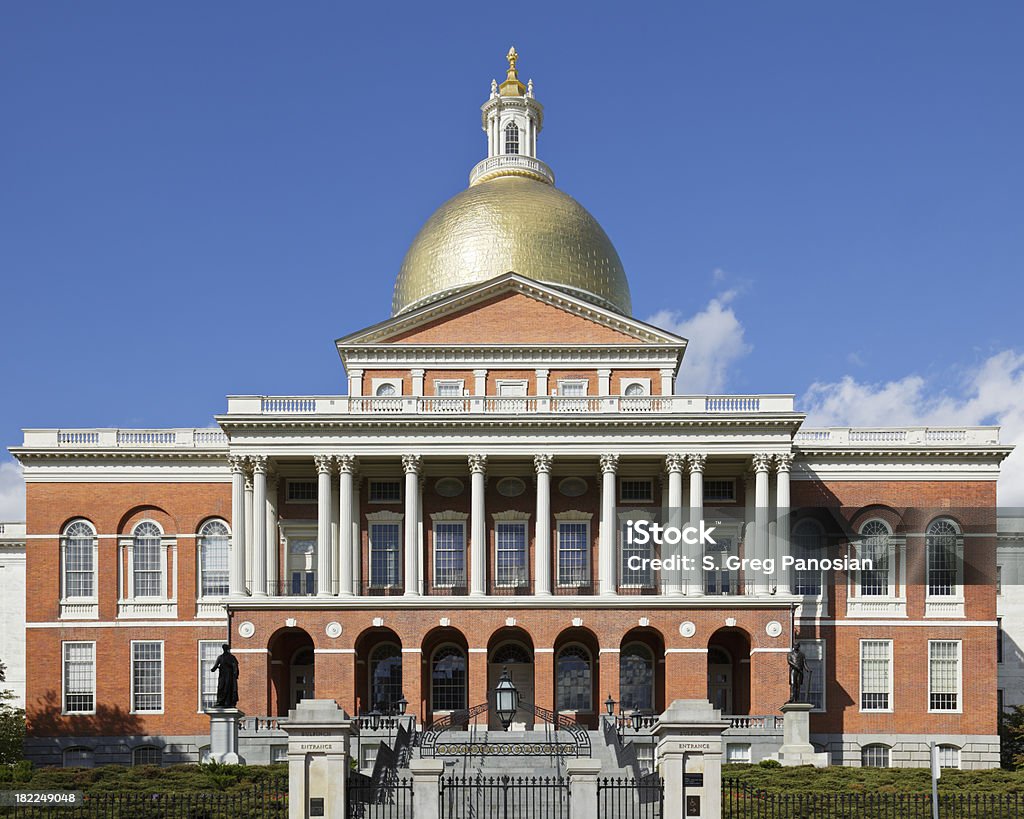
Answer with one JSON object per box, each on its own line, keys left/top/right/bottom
{"left": 434, "top": 380, "right": 464, "bottom": 397}
{"left": 199, "top": 641, "right": 221, "bottom": 710}
{"left": 619, "top": 479, "right": 654, "bottom": 503}
{"left": 703, "top": 479, "right": 736, "bottom": 503}
{"left": 726, "top": 744, "right": 751, "bottom": 763}
{"left": 132, "top": 641, "right": 164, "bottom": 713}
{"left": 620, "top": 522, "right": 653, "bottom": 587}
{"left": 860, "top": 640, "right": 892, "bottom": 712}
{"left": 63, "top": 642, "right": 95, "bottom": 714}
{"left": 369, "top": 480, "right": 402, "bottom": 504}
{"left": 929, "top": 640, "right": 961, "bottom": 712}
{"left": 558, "top": 380, "right": 587, "bottom": 397}
{"left": 65, "top": 540, "right": 95, "bottom": 598}
{"left": 704, "top": 535, "right": 737, "bottom": 595}
{"left": 433, "top": 522, "right": 466, "bottom": 587}
{"left": 803, "top": 640, "right": 826, "bottom": 711}
{"left": 495, "top": 522, "right": 528, "bottom": 587}
{"left": 369, "top": 523, "right": 402, "bottom": 588}
{"left": 557, "top": 522, "right": 590, "bottom": 586}
{"left": 286, "top": 479, "right": 317, "bottom": 503}
{"left": 134, "top": 537, "right": 163, "bottom": 598}
{"left": 200, "top": 534, "right": 230, "bottom": 598}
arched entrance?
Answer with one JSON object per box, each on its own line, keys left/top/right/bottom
{"left": 707, "top": 628, "right": 751, "bottom": 716}
{"left": 487, "top": 629, "right": 535, "bottom": 729}
{"left": 619, "top": 627, "right": 665, "bottom": 714}
{"left": 355, "top": 627, "right": 403, "bottom": 716}
{"left": 267, "top": 627, "right": 314, "bottom": 717}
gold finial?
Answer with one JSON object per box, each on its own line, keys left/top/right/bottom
{"left": 499, "top": 46, "right": 526, "bottom": 97}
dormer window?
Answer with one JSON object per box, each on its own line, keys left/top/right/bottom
{"left": 376, "top": 383, "right": 397, "bottom": 397}
{"left": 504, "top": 122, "right": 519, "bottom": 155}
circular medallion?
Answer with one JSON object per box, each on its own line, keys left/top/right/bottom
{"left": 765, "top": 621, "right": 783, "bottom": 638}
{"left": 679, "top": 621, "right": 696, "bottom": 638}
{"left": 238, "top": 621, "right": 255, "bottom": 639}
{"left": 558, "top": 477, "right": 588, "bottom": 497}
{"left": 496, "top": 477, "right": 526, "bottom": 498}
{"left": 326, "top": 621, "right": 343, "bottom": 639}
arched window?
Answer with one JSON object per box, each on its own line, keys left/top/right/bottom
{"left": 492, "top": 643, "right": 532, "bottom": 664}
{"left": 63, "top": 747, "right": 94, "bottom": 768}
{"left": 861, "top": 744, "right": 889, "bottom": 768}
{"left": 504, "top": 122, "right": 520, "bottom": 155}
{"left": 623, "top": 382, "right": 647, "bottom": 397}
{"left": 132, "top": 521, "right": 164, "bottom": 598}
{"left": 858, "top": 520, "right": 891, "bottom": 596}
{"left": 199, "top": 520, "right": 230, "bottom": 598}
{"left": 431, "top": 645, "right": 467, "bottom": 712}
{"left": 620, "top": 643, "right": 654, "bottom": 712}
{"left": 556, "top": 644, "right": 592, "bottom": 712}
{"left": 792, "top": 520, "right": 824, "bottom": 596}
{"left": 927, "top": 519, "right": 960, "bottom": 596}
{"left": 375, "top": 383, "right": 397, "bottom": 397}
{"left": 132, "top": 745, "right": 163, "bottom": 766}
{"left": 937, "top": 744, "right": 961, "bottom": 769}
{"left": 62, "top": 520, "right": 96, "bottom": 599}
{"left": 369, "top": 644, "right": 402, "bottom": 712}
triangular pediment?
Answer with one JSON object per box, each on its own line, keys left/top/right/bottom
{"left": 336, "top": 274, "right": 687, "bottom": 348}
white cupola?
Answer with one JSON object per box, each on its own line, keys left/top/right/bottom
{"left": 469, "top": 47, "right": 554, "bottom": 187}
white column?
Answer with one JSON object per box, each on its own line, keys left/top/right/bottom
{"left": 469, "top": 454, "right": 488, "bottom": 596}
{"left": 597, "top": 369, "right": 611, "bottom": 395}
{"left": 536, "top": 369, "right": 549, "bottom": 396}
{"left": 473, "top": 369, "right": 488, "bottom": 396}
{"left": 251, "top": 455, "right": 268, "bottom": 598}
{"left": 402, "top": 455, "right": 422, "bottom": 596}
{"left": 351, "top": 470, "right": 361, "bottom": 595}
{"left": 315, "top": 455, "right": 334, "bottom": 597}
{"left": 599, "top": 453, "right": 619, "bottom": 595}
{"left": 266, "top": 472, "right": 279, "bottom": 596}
{"left": 753, "top": 453, "right": 772, "bottom": 596}
{"left": 660, "top": 368, "right": 674, "bottom": 396}
{"left": 244, "top": 467, "right": 254, "bottom": 593}
{"left": 534, "top": 454, "right": 553, "bottom": 596}
{"left": 337, "top": 455, "right": 356, "bottom": 598}
{"left": 775, "top": 453, "right": 793, "bottom": 595}
{"left": 665, "top": 454, "right": 686, "bottom": 596}
{"left": 687, "top": 454, "right": 706, "bottom": 597}
{"left": 411, "top": 369, "right": 425, "bottom": 396}
{"left": 331, "top": 472, "right": 340, "bottom": 595}
{"left": 229, "top": 456, "right": 247, "bottom": 596}
{"left": 349, "top": 369, "right": 364, "bottom": 397}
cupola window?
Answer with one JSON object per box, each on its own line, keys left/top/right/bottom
{"left": 504, "top": 122, "right": 519, "bottom": 155}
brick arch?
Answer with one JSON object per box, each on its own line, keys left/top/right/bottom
{"left": 486, "top": 625, "right": 535, "bottom": 656}
{"left": 620, "top": 627, "right": 665, "bottom": 713}
{"left": 850, "top": 504, "right": 905, "bottom": 535}
{"left": 553, "top": 626, "right": 601, "bottom": 728}
{"left": 267, "top": 626, "right": 314, "bottom": 717}
{"left": 57, "top": 515, "right": 97, "bottom": 534}
{"left": 354, "top": 626, "right": 403, "bottom": 715}
{"left": 422, "top": 627, "right": 470, "bottom": 720}
{"left": 707, "top": 626, "right": 751, "bottom": 716}
{"left": 117, "top": 505, "right": 175, "bottom": 536}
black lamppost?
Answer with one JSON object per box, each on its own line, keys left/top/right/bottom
{"left": 368, "top": 708, "right": 382, "bottom": 731}
{"left": 396, "top": 695, "right": 408, "bottom": 716}
{"left": 630, "top": 710, "right": 644, "bottom": 732}
{"left": 604, "top": 694, "right": 617, "bottom": 716}
{"left": 494, "top": 667, "right": 519, "bottom": 731}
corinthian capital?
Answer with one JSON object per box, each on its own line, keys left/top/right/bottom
{"left": 534, "top": 454, "right": 554, "bottom": 474}
{"left": 402, "top": 454, "right": 423, "bottom": 475}
{"left": 335, "top": 454, "right": 358, "bottom": 474}
{"left": 752, "top": 453, "right": 773, "bottom": 473}
{"left": 250, "top": 454, "right": 268, "bottom": 474}
{"left": 665, "top": 453, "right": 686, "bottom": 474}
{"left": 468, "top": 454, "right": 488, "bottom": 475}
{"left": 686, "top": 453, "right": 707, "bottom": 475}
{"left": 228, "top": 455, "right": 247, "bottom": 474}
{"left": 774, "top": 453, "right": 794, "bottom": 473}
{"left": 599, "top": 453, "right": 620, "bottom": 474}
{"left": 314, "top": 454, "right": 334, "bottom": 475}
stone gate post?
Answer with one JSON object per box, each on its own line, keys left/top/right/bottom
{"left": 280, "top": 699, "right": 354, "bottom": 819}
{"left": 566, "top": 758, "right": 602, "bottom": 819}
{"left": 654, "top": 699, "right": 729, "bottom": 819}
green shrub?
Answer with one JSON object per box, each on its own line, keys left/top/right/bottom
{"left": 758, "top": 759, "right": 781, "bottom": 768}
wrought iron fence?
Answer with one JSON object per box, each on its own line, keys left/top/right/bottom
{"left": 346, "top": 775, "right": 413, "bottom": 819}
{"left": 439, "top": 775, "right": 568, "bottom": 819}
{"left": 723, "top": 778, "right": 1024, "bottom": 818}
{"left": 598, "top": 775, "right": 664, "bottom": 819}
{"left": 2, "top": 780, "right": 287, "bottom": 818}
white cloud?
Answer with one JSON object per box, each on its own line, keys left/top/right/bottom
{"left": 649, "top": 290, "right": 752, "bottom": 394}
{"left": 803, "top": 350, "right": 1024, "bottom": 506}
{"left": 0, "top": 460, "right": 25, "bottom": 522}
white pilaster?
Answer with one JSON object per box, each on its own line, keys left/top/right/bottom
{"left": 228, "top": 456, "right": 247, "bottom": 596}
{"left": 251, "top": 455, "right": 268, "bottom": 598}
{"left": 753, "top": 453, "right": 772, "bottom": 596}
{"left": 473, "top": 369, "right": 488, "bottom": 396}
{"left": 315, "top": 455, "right": 334, "bottom": 597}
{"left": 337, "top": 456, "right": 357, "bottom": 598}
{"left": 243, "top": 468, "right": 254, "bottom": 593}
{"left": 411, "top": 369, "right": 425, "bottom": 397}
{"left": 403, "top": 455, "right": 422, "bottom": 596}
{"left": 349, "top": 369, "right": 364, "bottom": 398}
{"left": 536, "top": 369, "right": 549, "bottom": 396}
{"left": 687, "top": 454, "right": 706, "bottom": 597}
{"left": 597, "top": 369, "right": 611, "bottom": 396}
{"left": 469, "top": 454, "right": 488, "bottom": 596}
{"left": 266, "top": 472, "right": 279, "bottom": 596}
{"left": 599, "top": 453, "right": 619, "bottom": 595}
{"left": 775, "top": 453, "right": 793, "bottom": 596}
{"left": 534, "top": 454, "right": 553, "bottom": 596}
{"left": 660, "top": 368, "right": 674, "bottom": 396}
{"left": 351, "top": 471, "right": 362, "bottom": 595}
{"left": 665, "top": 454, "right": 686, "bottom": 596}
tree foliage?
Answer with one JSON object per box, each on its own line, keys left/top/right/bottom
{"left": 0, "top": 657, "right": 25, "bottom": 764}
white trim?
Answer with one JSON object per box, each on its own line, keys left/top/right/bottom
{"left": 556, "top": 379, "right": 589, "bottom": 397}
{"left": 620, "top": 378, "right": 651, "bottom": 397}
{"left": 927, "top": 639, "right": 963, "bottom": 714}
{"left": 401, "top": 648, "right": 422, "bottom": 653}
{"left": 313, "top": 648, "right": 358, "bottom": 654}
{"left": 468, "top": 648, "right": 488, "bottom": 653}
{"left": 129, "top": 639, "right": 165, "bottom": 715}
{"left": 198, "top": 640, "right": 221, "bottom": 711}
{"left": 371, "top": 378, "right": 403, "bottom": 398}
{"left": 61, "top": 640, "right": 96, "bottom": 715}
{"left": 859, "top": 638, "right": 893, "bottom": 714}
{"left": 231, "top": 647, "right": 269, "bottom": 654}
{"left": 29, "top": 620, "right": 226, "bottom": 629}
{"left": 556, "top": 517, "right": 591, "bottom": 588}
{"left": 748, "top": 648, "right": 790, "bottom": 654}
{"left": 664, "top": 648, "right": 710, "bottom": 654}
{"left": 798, "top": 619, "right": 996, "bottom": 627}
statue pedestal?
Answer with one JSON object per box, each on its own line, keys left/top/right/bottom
{"left": 778, "top": 703, "right": 828, "bottom": 767}
{"left": 206, "top": 707, "right": 246, "bottom": 765}
{"left": 281, "top": 699, "right": 354, "bottom": 819}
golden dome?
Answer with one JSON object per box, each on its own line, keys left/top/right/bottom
{"left": 393, "top": 176, "right": 632, "bottom": 316}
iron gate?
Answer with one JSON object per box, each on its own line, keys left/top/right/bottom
{"left": 439, "top": 774, "right": 568, "bottom": 819}
{"left": 598, "top": 775, "right": 664, "bottom": 819}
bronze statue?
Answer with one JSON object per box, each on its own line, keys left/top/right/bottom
{"left": 787, "top": 643, "right": 808, "bottom": 703}
{"left": 211, "top": 643, "right": 239, "bottom": 708}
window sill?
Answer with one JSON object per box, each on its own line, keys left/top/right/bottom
{"left": 924, "top": 599, "right": 965, "bottom": 618}
{"left": 846, "top": 599, "right": 906, "bottom": 618}
{"left": 118, "top": 601, "right": 178, "bottom": 619}
{"left": 196, "top": 601, "right": 228, "bottom": 618}
{"left": 859, "top": 708, "right": 894, "bottom": 714}
{"left": 927, "top": 709, "right": 963, "bottom": 715}
{"left": 59, "top": 601, "right": 98, "bottom": 620}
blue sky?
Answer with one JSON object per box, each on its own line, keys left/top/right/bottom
{"left": 2, "top": 1, "right": 1023, "bottom": 514}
